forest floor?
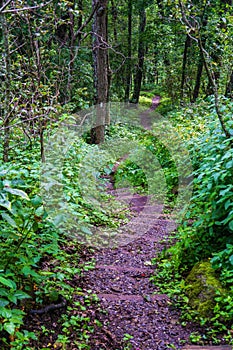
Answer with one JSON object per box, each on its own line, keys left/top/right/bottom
{"left": 77, "top": 179, "right": 204, "bottom": 350}
{"left": 25, "top": 97, "right": 232, "bottom": 350}
{"left": 25, "top": 181, "right": 230, "bottom": 349}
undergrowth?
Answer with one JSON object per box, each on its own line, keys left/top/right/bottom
{"left": 151, "top": 96, "right": 233, "bottom": 344}
{"left": 0, "top": 134, "right": 128, "bottom": 347}
{"left": 1, "top": 95, "right": 233, "bottom": 346}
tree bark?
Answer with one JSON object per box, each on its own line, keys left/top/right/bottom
{"left": 131, "top": 7, "right": 146, "bottom": 104}
{"left": 91, "top": 0, "right": 109, "bottom": 144}
{"left": 0, "top": 6, "right": 11, "bottom": 162}
{"left": 192, "top": 56, "right": 204, "bottom": 102}
{"left": 180, "top": 34, "right": 191, "bottom": 101}
{"left": 192, "top": 14, "right": 208, "bottom": 102}
{"left": 198, "top": 28, "right": 231, "bottom": 141}
{"left": 124, "top": 0, "right": 132, "bottom": 102}
{"left": 77, "top": 0, "right": 83, "bottom": 43}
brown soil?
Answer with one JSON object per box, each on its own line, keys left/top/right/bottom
{"left": 77, "top": 181, "right": 200, "bottom": 350}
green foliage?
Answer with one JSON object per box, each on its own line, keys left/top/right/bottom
{"left": 49, "top": 294, "right": 99, "bottom": 349}
{"left": 151, "top": 98, "right": 233, "bottom": 342}
{"left": 140, "top": 90, "right": 174, "bottom": 115}
{"left": 122, "top": 333, "right": 134, "bottom": 350}
{"left": 0, "top": 128, "right": 132, "bottom": 346}
{"left": 211, "top": 244, "right": 233, "bottom": 286}
{"left": 0, "top": 162, "right": 61, "bottom": 345}
{"left": 8, "top": 330, "right": 37, "bottom": 350}
{"left": 177, "top": 99, "right": 233, "bottom": 264}
{"left": 114, "top": 159, "right": 148, "bottom": 193}
{"left": 107, "top": 123, "right": 179, "bottom": 203}
{"left": 42, "top": 136, "right": 129, "bottom": 237}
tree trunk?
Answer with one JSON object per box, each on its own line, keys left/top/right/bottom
{"left": 0, "top": 8, "right": 11, "bottom": 162}
{"left": 180, "top": 34, "right": 191, "bottom": 101}
{"left": 179, "top": 0, "right": 232, "bottom": 144}
{"left": 124, "top": 0, "right": 132, "bottom": 102}
{"left": 192, "top": 11, "right": 208, "bottom": 102}
{"left": 192, "top": 55, "right": 204, "bottom": 102}
{"left": 77, "top": 0, "right": 83, "bottom": 43}
{"left": 131, "top": 7, "right": 146, "bottom": 104}
{"left": 91, "top": 0, "right": 109, "bottom": 144}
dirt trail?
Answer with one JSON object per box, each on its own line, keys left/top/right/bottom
{"left": 140, "top": 95, "right": 161, "bottom": 130}
{"left": 79, "top": 97, "right": 200, "bottom": 349}
{"left": 24, "top": 97, "right": 232, "bottom": 349}
{"left": 81, "top": 190, "right": 195, "bottom": 349}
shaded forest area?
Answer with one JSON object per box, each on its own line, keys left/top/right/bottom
{"left": 0, "top": 0, "right": 233, "bottom": 348}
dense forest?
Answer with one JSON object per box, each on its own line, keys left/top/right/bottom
{"left": 0, "top": 0, "right": 233, "bottom": 349}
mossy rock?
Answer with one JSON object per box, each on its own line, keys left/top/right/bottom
{"left": 185, "top": 260, "right": 225, "bottom": 318}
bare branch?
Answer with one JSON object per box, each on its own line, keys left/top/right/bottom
{"left": 0, "top": 0, "right": 13, "bottom": 13}
{"left": 178, "top": 0, "right": 232, "bottom": 144}
{"left": 179, "top": 0, "right": 193, "bottom": 30}
{"left": 74, "top": 1, "right": 100, "bottom": 41}
{"left": 2, "top": 1, "right": 52, "bottom": 14}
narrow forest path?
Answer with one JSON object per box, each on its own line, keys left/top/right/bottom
{"left": 80, "top": 189, "right": 195, "bottom": 349}
{"left": 24, "top": 96, "right": 232, "bottom": 350}
{"left": 78, "top": 97, "right": 202, "bottom": 349}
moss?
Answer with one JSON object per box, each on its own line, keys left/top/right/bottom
{"left": 185, "top": 260, "right": 225, "bottom": 318}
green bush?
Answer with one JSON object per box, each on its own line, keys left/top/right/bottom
{"left": 152, "top": 98, "right": 233, "bottom": 336}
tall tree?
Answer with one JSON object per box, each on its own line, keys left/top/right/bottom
{"left": 131, "top": 4, "right": 146, "bottom": 104}
{"left": 179, "top": 0, "right": 232, "bottom": 142}
{"left": 180, "top": 34, "right": 191, "bottom": 101}
{"left": 192, "top": 13, "right": 208, "bottom": 102}
{"left": 124, "top": 0, "right": 132, "bottom": 102}
{"left": 91, "top": 0, "right": 109, "bottom": 144}
{"left": 0, "top": 1, "right": 11, "bottom": 162}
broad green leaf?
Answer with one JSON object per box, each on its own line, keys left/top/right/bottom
{"left": 35, "top": 206, "right": 44, "bottom": 217}
{"left": 0, "top": 194, "right": 11, "bottom": 211}
{"left": 7, "top": 295, "right": 17, "bottom": 304}
{"left": 226, "top": 160, "right": 233, "bottom": 169}
{"left": 3, "top": 322, "right": 16, "bottom": 335}
{"left": 4, "top": 187, "right": 29, "bottom": 200}
{"left": 229, "top": 220, "right": 233, "bottom": 231}
{"left": 229, "top": 255, "right": 233, "bottom": 266}
{"left": 0, "top": 288, "right": 8, "bottom": 297}
{"left": 13, "top": 290, "right": 31, "bottom": 300}
{"left": 1, "top": 212, "right": 17, "bottom": 228}
{"left": 80, "top": 226, "right": 93, "bottom": 235}
{"left": 0, "top": 307, "right": 12, "bottom": 319}
{"left": 31, "top": 195, "right": 43, "bottom": 207}
{"left": 0, "top": 299, "right": 9, "bottom": 307}
{"left": 21, "top": 266, "right": 40, "bottom": 278}
{"left": 21, "top": 266, "right": 33, "bottom": 276}
{"left": 39, "top": 271, "right": 55, "bottom": 276}
{"left": 224, "top": 200, "right": 232, "bottom": 210}
{"left": 0, "top": 276, "right": 15, "bottom": 289}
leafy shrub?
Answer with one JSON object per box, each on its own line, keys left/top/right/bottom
{"left": 152, "top": 98, "right": 233, "bottom": 337}
{"left": 106, "top": 123, "right": 179, "bottom": 203}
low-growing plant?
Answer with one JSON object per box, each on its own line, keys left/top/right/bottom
{"left": 151, "top": 98, "right": 233, "bottom": 342}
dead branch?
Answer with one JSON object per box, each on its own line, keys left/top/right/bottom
{"left": 1, "top": 1, "right": 52, "bottom": 14}
{"left": 179, "top": 0, "right": 232, "bottom": 143}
